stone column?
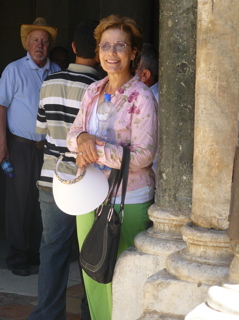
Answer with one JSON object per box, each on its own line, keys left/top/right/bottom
{"left": 141, "top": 0, "right": 239, "bottom": 318}
{"left": 112, "top": 0, "right": 196, "bottom": 319}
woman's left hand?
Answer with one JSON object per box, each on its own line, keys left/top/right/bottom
{"left": 76, "top": 133, "right": 104, "bottom": 168}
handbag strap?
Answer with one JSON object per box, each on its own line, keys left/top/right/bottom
{"left": 118, "top": 147, "right": 130, "bottom": 213}
{"left": 109, "top": 147, "right": 130, "bottom": 214}
{"left": 107, "top": 168, "right": 120, "bottom": 195}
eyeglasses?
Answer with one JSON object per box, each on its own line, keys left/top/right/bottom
{"left": 99, "top": 41, "right": 131, "bottom": 52}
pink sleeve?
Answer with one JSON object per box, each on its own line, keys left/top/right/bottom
{"left": 66, "top": 92, "right": 88, "bottom": 152}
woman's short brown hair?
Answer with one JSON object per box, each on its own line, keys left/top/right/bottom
{"left": 94, "top": 14, "right": 143, "bottom": 73}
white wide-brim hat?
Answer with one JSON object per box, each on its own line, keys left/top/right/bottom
{"left": 53, "top": 156, "right": 109, "bottom": 215}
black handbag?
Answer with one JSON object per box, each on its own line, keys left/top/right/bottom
{"left": 79, "top": 147, "right": 130, "bottom": 284}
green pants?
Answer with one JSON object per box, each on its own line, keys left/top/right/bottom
{"left": 76, "top": 200, "right": 153, "bottom": 320}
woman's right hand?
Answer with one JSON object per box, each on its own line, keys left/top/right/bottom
{"left": 75, "top": 133, "right": 104, "bottom": 168}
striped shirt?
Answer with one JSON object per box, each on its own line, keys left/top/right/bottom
{"left": 36, "top": 63, "right": 100, "bottom": 187}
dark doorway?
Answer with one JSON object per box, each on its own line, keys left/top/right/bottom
{"left": 0, "top": 0, "right": 159, "bottom": 73}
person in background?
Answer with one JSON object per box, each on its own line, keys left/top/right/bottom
{"left": 0, "top": 17, "right": 60, "bottom": 277}
{"left": 136, "top": 42, "right": 159, "bottom": 102}
{"left": 136, "top": 42, "right": 159, "bottom": 179}
{"left": 66, "top": 14, "right": 158, "bottom": 320}
{"left": 28, "top": 19, "right": 100, "bottom": 320}
{"left": 50, "top": 46, "right": 70, "bottom": 69}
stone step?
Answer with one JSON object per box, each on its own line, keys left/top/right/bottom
{"left": 137, "top": 312, "right": 184, "bottom": 320}
{"left": 142, "top": 269, "right": 209, "bottom": 317}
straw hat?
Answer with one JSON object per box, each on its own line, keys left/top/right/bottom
{"left": 20, "top": 17, "right": 58, "bottom": 50}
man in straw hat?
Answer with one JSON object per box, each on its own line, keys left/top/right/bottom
{"left": 0, "top": 18, "right": 60, "bottom": 276}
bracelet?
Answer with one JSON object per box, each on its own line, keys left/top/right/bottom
{"left": 76, "top": 131, "right": 88, "bottom": 145}
{"left": 77, "top": 131, "right": 88, "bottom": 139}
{"left": 79, "top": 131, "right": 87, "bottom": 135}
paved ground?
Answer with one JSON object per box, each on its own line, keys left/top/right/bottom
{"left": 0, "top": 229, "right": 84, "bottom": 320}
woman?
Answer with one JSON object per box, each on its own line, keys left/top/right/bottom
{"left": 66, "top": 14, "right": 158, "bottom": 320}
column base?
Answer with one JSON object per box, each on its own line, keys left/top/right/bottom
{"left": 229, "top": 243, "right": 239, "bottom": 283}
{"left": 166, "top": 222, "right": 233, "bottom": 285}
{"left": 135, "top": 223, "right": 234, "bottom": 319}
{"left": 112, "top": 205, "right": 190, "bottom": 320}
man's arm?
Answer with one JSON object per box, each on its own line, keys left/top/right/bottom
{"left": 0, "top": 105, "right": 8, "bottom": 163}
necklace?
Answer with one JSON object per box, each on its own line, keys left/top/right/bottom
{"left": 104, "top": 81, "right": 109, "bottom": 93}
{"left": 104, "top": 81, "right": 112, "bottom": 94}
{"left": 103, "top": 81, "right": 116, "bottom": 99}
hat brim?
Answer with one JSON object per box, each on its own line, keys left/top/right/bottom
{"left": 53, "top": 163, "right": 109, "bottom": 216}
{"left": 20, "top": 24, "right": 57, "bottom": 50}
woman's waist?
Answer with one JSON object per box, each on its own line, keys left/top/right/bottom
{"left": 114, "top": 185, "right": 154, "bottom": 204}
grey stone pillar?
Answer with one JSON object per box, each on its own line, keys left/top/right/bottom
{"left": 147, "top": 0, "right": 238, "bottom": 319}
{"left": 166, "top": 0, "right": 238, "bottom": 284}
{"left": 156, "top": 0, "right": 196, "bottom": 212}
{"left": 144, "top": 0, "right": 197, "bottom": 262}
{"left": 138, "top": 0, "right": 198, "bottom": 284}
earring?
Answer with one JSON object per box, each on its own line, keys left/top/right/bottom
{"left": 131, "top": 59, "right": 135, "bottom": 69}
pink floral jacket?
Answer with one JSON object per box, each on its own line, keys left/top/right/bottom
{"left": 67, "top": 75, "right": 158, "bottom": 194}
